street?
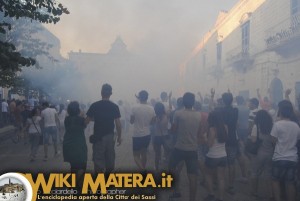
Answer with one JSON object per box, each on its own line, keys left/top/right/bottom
{"left": 0, "top": 125, "right": 295, "bottom": 201}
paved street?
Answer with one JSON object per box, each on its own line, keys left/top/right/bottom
{"left": 0, "top": 125, "right": 298, "bottom": 201}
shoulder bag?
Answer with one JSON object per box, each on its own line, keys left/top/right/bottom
{"left": 31, "top": 117, "right": 43, "bottom": 145}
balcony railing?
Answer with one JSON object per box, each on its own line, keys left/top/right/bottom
{"left": 226, "top": 46, "right": 254, "bottom": 73}
{"left": 265, "top": 12, "right": 300, "bottom": 52}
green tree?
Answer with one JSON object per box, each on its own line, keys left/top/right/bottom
{"left": 0, "top": 0, "right": 69, "bottom": 87}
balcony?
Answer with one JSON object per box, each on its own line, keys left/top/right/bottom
{"left": 226, "top": 46, "right": 254, "bottom": 73}
{"left": 265, "top": 12, "right": 300, "bottom": 57}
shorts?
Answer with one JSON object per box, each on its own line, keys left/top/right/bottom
{"left": 272, "top": 160, "right": 297, "bottom": 182}
{"left": 132, "top": 135, "right": 151, "bottom": 151}
{"left": 225, "top": 144, "right": 239, "bottom": 165}
{"left": 205, "top": 156, "right": 227, "bottom": 168}
{"left": 169, "top": 148, "right": 198, "bottom": 174}
{"left": 43, "top": 126, "right": 58, "bottom": 145}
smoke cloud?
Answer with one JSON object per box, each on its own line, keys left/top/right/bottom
{"left": 42, "top": 0, "right": 238, "bottom": 102}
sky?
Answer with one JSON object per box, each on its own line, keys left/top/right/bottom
{"left": 0, "top": 178, "right": 21, "bottom": 186}
{"left": 46, "top": 0, "right": 238, "bottom": 58}
{"left": 43, "top": 0, "right": 239, "bottom": 101}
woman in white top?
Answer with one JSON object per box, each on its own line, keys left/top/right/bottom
{"left": 271, "top": 100, "right": 300, "bottom": 201}
{"left": 24, "top": 107, "right": 42, "bottom": 162}
{"left": 204, "top": 110, "right": 228, "bottom": 201}
{"left": 152, "top": 102, "right": 170, "bottom": 171}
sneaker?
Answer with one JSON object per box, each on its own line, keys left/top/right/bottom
{"left": 204, "top": 194, "right": 215, "bottom": 201}
{"left": 236, "top": 177, "right": 248, "bottom": 183}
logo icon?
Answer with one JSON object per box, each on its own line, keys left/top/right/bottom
{"left": 0, "top": 173, "right": 33, "bottom": 201}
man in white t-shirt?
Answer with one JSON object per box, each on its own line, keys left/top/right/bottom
{"left": 41, "top": 102, "right": 60, "bottom": 161}
{"left": 130, "top": 90, "right": 155, "bottom": 170}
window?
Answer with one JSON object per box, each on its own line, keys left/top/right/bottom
{"left": 241, "top": 21, "right": 250, "bottom": 54}
{"left": 291, "top": 0, "right": 300, "bottom": 15}
{"left": 217, "top": 42, "right": 222, "bottom": 65}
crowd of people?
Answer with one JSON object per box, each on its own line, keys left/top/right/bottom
{"left": 0, "top": 83, "right": 300, "bottom": 201}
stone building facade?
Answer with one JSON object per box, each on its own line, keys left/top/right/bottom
{"left": 185, "top": 0, "right": 300, "bottom": 106}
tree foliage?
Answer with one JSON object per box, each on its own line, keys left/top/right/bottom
{"left": 0, "top": 0, "right": 69, "bottom": 87}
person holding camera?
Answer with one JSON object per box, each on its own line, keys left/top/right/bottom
{"left": 86, "top": 84, "right": 122, "bottom": 173}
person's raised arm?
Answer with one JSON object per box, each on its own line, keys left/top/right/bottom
{"left": 209, "top": 88, "right": 215, "bottom": 111}
{"left": 197, "top": 92, "right": 204, "bottom": 103}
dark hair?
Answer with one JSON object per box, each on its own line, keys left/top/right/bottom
{"left": 67, "top": 101, "right": 80, "bottom": 116}
{"left": 177, "top": 97, "right": 183, "bottom": 109}
{"left": 42, "top": 102, "right": 49, "bottom": 107}
{"left": 208, "top": 110, "right": 227, "bottom": 143}
{"left": 236, "top": 96, "right": 245, "bottom": 105}
{"left": 222, "top": 93, "right": 233, "bottom": 106}
{"left": 138, "top": 90, "right": 148, "bottom": 102}
{"left": 254, "top": 110, "right": 273, "bottom": 135}
{"left": 250, "top": 98, "right": 259, "bottom": 108}
{"left": 101, "top": 84, "right": 112, "bottom": 97}
{"left": 277, "top": 100, "right": 299, "bottom": 125}
{"left": 154, "top": 102, "right": 165, "bottom": 118}
{"left": 30, "top": 107, "right": 39, "bottom": 118}
{"left": 183, "top": 92, "right": 195, "bottom": 109}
